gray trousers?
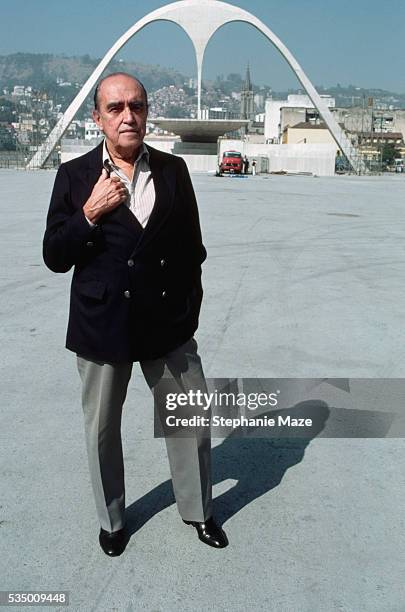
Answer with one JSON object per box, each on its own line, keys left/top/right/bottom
{"left": 77, "top": 338, "right": 212, "bottom": 533}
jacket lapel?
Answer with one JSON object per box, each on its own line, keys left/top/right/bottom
{"left": 85, "top": 141, "right": 104, "bottom": 188}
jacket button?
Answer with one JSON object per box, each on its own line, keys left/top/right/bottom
{"left": 162, "top": 290, "right": 166, "bottom": 298}
{"left": 86, "top": 241, "right": 94, "bottom": 247}
{"left": 160, "top": 258, "right": 166, "bottom": 267}
{"left": 124, "top": 290, "right": 131, "bottom": 298}
{"left": 128, "top": 259, "right": 134, "bottom": 267}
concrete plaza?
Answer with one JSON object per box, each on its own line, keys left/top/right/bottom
{"left": 1, "top": 169, "right": 404, "bottom": 611}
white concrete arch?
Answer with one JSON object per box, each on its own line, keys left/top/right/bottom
{"left": 27, "top": 0, "right": 362, "bottom": 171}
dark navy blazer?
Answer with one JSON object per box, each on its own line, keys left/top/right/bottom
{"left": 43, "top": 142, "right": 206, "bottom": 362}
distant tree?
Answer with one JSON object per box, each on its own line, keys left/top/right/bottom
{"left": 382, "top": 143, "right": 399, "bottom": 169}
{"left": 0, "top": 98, "right": 17, "bottom": 122}
{"left": 182, "top": 85, "right": 194, "bottom": 96}
{"left": 166, "top": 105, "right": 185, "bottom": 118}
{"left": 0, "top": 124, "right": 16, "bottom": 150}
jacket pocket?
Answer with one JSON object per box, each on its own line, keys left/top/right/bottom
{"left": 75, "top": 280, "right": 107, "bottom": 301}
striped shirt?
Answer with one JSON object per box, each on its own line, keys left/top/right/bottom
{"left": 102, "top": 140, "right": 156, "bottom": 228}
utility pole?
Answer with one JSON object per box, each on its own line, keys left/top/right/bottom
{"left": 368, "top": 97, "right": 376, "bottom": 171}
{"left": 358, "top": 94, "right": 366, "bottom": 176}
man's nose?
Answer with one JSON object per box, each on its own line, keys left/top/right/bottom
{"left": 122, "top": 106, "right": 136, "bottom": 123}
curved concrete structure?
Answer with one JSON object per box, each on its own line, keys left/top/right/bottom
{"left": 149, "top": 118, "right": 249, "bottom": 142}
{"left": 27, "top": 0, "right": 364, "bottom": 172}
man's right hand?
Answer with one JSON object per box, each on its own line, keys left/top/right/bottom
{"left": 83, "top": 169, "right": 128, "bottom": 224}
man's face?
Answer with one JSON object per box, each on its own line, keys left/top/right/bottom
{"left": 92, "top": 75, "right": 148, "bottom": 156}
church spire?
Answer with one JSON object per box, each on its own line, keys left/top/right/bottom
{"left": 244, "top": 62, "right": 252, "bottom": 91}
{"left": 240, "top": 62, "right": 255, "bottom": 126}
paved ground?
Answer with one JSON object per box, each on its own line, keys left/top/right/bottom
{"left": 1, "top": 169, "right": 405, "bottom": 611}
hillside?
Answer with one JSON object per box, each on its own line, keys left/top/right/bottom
{"left": 1, "top": 53, "right": 404, "bottom": 109}
{"left": 0, "top": 53, "right": 186, "bottom": 93}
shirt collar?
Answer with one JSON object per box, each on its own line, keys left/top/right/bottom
{"left": 102, "top": 139, "right": 149, "bottom": 167}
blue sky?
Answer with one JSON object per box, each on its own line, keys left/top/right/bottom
{"left": 0, "top": 0, "right": 404, "bottom": 92}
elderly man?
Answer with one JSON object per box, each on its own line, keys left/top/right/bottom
{"left": 43, "top": 72, "right": 228, "bottom": 556}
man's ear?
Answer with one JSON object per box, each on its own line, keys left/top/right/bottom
{"left": 92, "top": 108, "right": 102, "bottom": 129}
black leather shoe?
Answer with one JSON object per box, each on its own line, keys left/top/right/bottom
{"left": 99, "top": 527, "right": 128, "bottom": 557}
{"left": 183, "top": 517, "right": 228, "bottom": 548}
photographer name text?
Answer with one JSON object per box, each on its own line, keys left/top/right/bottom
{"left": 165, "top": 415, "right": 312, "bottom": 428}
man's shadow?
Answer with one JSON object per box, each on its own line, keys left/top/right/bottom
{"left": 125, "top": 400, "right": 330, "bottom": 534}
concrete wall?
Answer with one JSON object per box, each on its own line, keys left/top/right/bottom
{"left": 286, "top": 127, "right": 336, "bottom": 145}
{"left": 180, "top": 155, "right": 217, "bottom": 172}
{"left": 218, "top": 139, "right": 271, "bottom": 159}
{"left": 60, "top": 138, "right": 336, "bottom": 176}
{"left": 60, "top": 138, "right": 100, "bottom": 163}
{"left": 144, "top": 137, "right": 176, "bottom": 154}
{"left": 60, "top": 138, "right": 218, "bottom": 173}
{"left": 269, "top": 144, "right": 336, "bottom": 175}
{"left": 219, "top": 139, "right": 336, "bottom": 176}
{"left": 145, "top": 138, "right": 218, "bottom": 172}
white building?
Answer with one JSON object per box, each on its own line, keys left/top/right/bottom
{"left": 12, "top": 86, "right": 25, "bottom": 97}
{"left": 254, "top": 92, "right": 265, "bottom": 109}
{"left": 264, "top": 94, "right": 335, "bottom": 142}
{"left": 84, "top": 120, "right": 102, "bottom": 141}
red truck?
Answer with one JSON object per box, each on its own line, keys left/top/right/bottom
{"left": 219, "top": 150, "right": 243, "bottom": 174}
